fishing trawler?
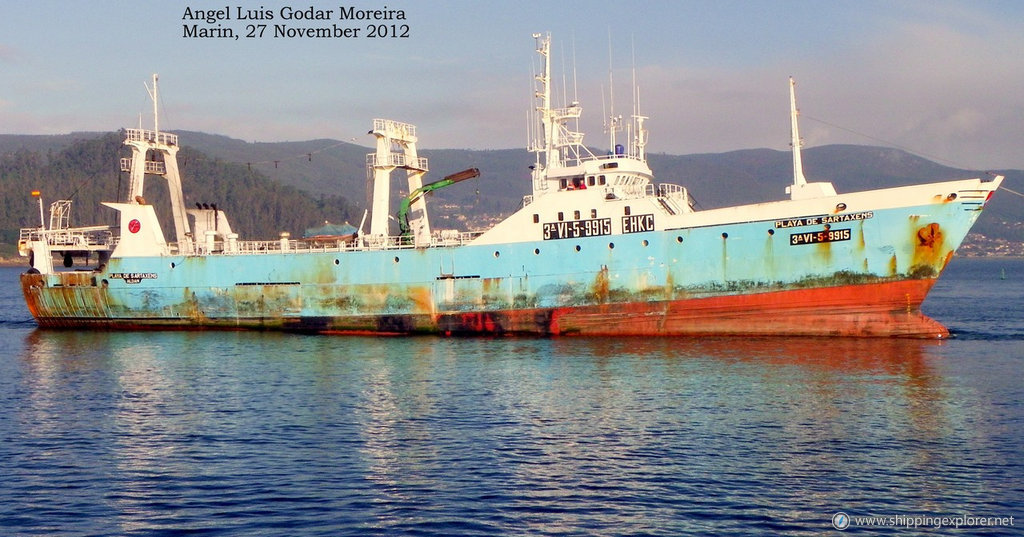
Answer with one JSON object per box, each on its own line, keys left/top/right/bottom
{"left": 18, "top": 33, "right": 1003, "bottom": 337}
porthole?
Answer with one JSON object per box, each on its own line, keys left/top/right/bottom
{"left": 394, "top": 256, "right": 400, "bottom": 263}
{"left": 608, "top": 242, "right": 615, "bottom": 249}
{"left": 170, "top": 262, "right": 176, "bottom": 269}
{"left": 767, "top": 229, "right": 775, "bottom": 236}
{"left": 494, "top": 251, "right": 500, "bottom": 258}
{"left": 334, "top": 258, "right": 341, "bottom": 265}
{"left": 642, "top": 239, "right": 649, "bottom": 247}
{"left": 676, "top": 236, "right": 683, "bottom": 243}
{"left": 534, "top": 248, "right": 540, "bottom": 255}
{"left": 575, "top": 245, "right": 582, "bottom": 252}
{"left": 722, "top": 232, "right": 729, "bottom": 239}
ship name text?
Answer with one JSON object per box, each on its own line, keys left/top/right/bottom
{"left": 543, "top": 218, "right": 612, "bottom": 240}
{"left": 790, "top": 228, "right": 852, "bottom": 246}
{"left": 109, "top": 272, "right": 158, "bottom": 284}
{"left": 775, "top": 211, "right": 873, "bottom": 229}
{"left": 622, "top": 214, "right": 655, "bottom": 234}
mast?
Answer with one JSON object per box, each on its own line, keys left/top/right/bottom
{"left": 789, "top": 76, "right": 807, "bottom": 189}
{"left": 150, "top": 74, "right": 159, "bottom": 140}
{"left": 529, "top": 32, "right": 586, "bottom": 195}
{"left": 631, "top": 37, "right": 647, "bottom": 162}
{"left": 366, "top": 119, "right": 429, "bottom": 243}
{"left": 534, "top": 32, "right": 555, "bottom": 173}
{"left": 786, "top": 77, "right": 836, "bottom": 200}
{"left": 121, "top": 74, "right": 192, "bottom": 251}
{"left": 606, "top": 31, "right": 619, "bottom": 152}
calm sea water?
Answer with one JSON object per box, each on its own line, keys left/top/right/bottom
{"left": 1, "top": 258, "right": 1021, "bottom": 536}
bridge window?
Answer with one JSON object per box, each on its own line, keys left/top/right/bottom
{"left": 533, "top": 214, "right": 539, "bottom": 223}
{"left": 573, "top": 210, "right": 581, "bottom": 220}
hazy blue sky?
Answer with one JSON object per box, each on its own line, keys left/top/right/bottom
{"left": 2, "top": 1, "right": 1022, "bottom": 169}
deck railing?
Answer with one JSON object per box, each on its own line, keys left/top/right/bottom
{"left": 188, "top": 230, "right": 486, "bottom": 256}
{"left": 18, "top": 226, "right": 115, "bottom": 251}
{"left": 119, "top": 158, "right": 167, "bottom": 174}
{"left": 365, "top": 152, "right": 429, "bottom": 172}
{"left": 124, "top": 128, "right": 178, "bottom": 146}
{"left": 19, "top": 225, "right": 485, "bottom": 258}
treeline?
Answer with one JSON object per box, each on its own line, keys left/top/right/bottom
{"left": 0, "top": 132, "right": 358, "bottom": 251}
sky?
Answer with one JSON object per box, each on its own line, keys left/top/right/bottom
{"left": 1, "top": 0, "right": 1023, "bottom": 170}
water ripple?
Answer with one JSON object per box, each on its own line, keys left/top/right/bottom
{"left": 1, "top": 262, "right": 1022, "bottom": 535}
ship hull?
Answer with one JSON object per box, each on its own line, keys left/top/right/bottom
{"left": 20, "top": 197, "right": 981, "bottom": 338}
{"left": 22, "top": 273, "right": 946, "bottom": 337}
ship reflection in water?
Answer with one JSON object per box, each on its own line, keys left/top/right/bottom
{"left": 10, "top": 328, "right": 1014, "bottom": 536}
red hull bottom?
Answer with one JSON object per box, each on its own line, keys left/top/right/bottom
{"left": 26, "top": 276, "right": 947, "bottom": 338}
{"left": 542, "top": 279, "right": 947, "bottom": 338}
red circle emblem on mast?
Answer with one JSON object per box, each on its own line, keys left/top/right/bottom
{"left": 128, "top": 219, "right": 141, "bottom": 233}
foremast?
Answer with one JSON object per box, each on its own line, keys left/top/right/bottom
{"left": 786, "top": 76, "right": 836, "bottom": 200}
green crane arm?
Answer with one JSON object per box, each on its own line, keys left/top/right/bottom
{"left": 398, "top": 168, "right": 480, "bottom": 237}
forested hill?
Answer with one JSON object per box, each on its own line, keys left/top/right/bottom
{"left": 0, "top": 133, "right": 357, "bottom": 254}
